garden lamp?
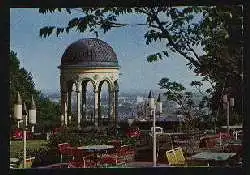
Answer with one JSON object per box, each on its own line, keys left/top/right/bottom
{"left": 28, "top": 96, "right": 36, "bottom": 132}
{"left": 148, "top": 90, "right": 162, "bottom": 167}
{"left": 14, "top": 92, "right": 22, "bottom": 120}
{"left": 13, "top": 92, "right": 37, "bottom": 168}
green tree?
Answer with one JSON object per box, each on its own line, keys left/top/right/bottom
{"left": 158, "top": 77, "right": 209, "bottom": 131}
{"left": 10, "top": 50, "right": 61, "bottom": 132}
{"left": 10, "top": 51, "right": 39, "bottom": 114}
{"left": 191, "top": 6, "right": 243, "bottom": 125}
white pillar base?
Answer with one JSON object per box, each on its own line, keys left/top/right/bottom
{"left": 68, "top": 115, "right": 71, "bottom": 124}
{"left": 31, "top": 126, "right": 34, "bottom": 133}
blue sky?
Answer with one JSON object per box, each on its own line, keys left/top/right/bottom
{"left": 10, "top": 8, "right": 209, "bottom": 94}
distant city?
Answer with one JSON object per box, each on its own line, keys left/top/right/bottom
{"left": 44, "top": 90, "right": 205, "bottom": 122}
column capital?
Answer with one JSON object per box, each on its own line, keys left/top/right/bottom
{"left": 93, "top": 84, "right": 100, "bottom": 94}
{"left": 75, "top": 82, "right": 82, "bottom": 93}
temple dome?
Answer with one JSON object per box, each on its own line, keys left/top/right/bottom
{"left": 60, "top": 38, "right": 119, "bottom": 68}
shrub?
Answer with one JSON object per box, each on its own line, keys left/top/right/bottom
{"left": 31, "top": 147, "right": 60, "bottom": 167}
{"left": 47, "top": 130, "right": 82, "bottom": 148}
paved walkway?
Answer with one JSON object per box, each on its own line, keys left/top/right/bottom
{"left": 126, "top": 161, "right": 170, "bottom": 168}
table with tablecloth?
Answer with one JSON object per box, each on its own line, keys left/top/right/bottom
{"left": 190, "top": 152, "right": 236, "bottom": 166}
{"left": 77, "top": 145, "right": 114, "bottom": 167}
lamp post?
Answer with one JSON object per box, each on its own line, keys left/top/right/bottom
{"left": 148, "top": 91, "right": 162, "bottom": 167}
{"left": 29, "top": 96, "right": 36, "bottom": 133}
{"left": 14, "top": 92, "right": 36, "bottom": 168}
{"left": 222, "top": 94, "right": 234, "bottom": 134}
{"left": 177, "top": 114, "right": 183, "bottom": 132}
{"left": 156, "top": 94, "right": 163, "bottom": 118}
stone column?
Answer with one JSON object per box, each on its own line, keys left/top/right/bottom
{"left": 76, "top": 82, "right": 82, "bottom": 130}
{"left": 61, "top": 91, "right": 68, "bottom": 127}
{"left": 98, "top": 89, "right": 101, "bottom": 127}
{"left": 67, "top": 84, "right": 72, "bottom": 125}
{"left": 94, "top": 88, "right": 99, "bottom": 127}
{"left": 114, "top": 87, "right": 119, "bottom": 127}
{"left": 60, "top": 91, "right": 66, "bottom": 127}
{"left": 108, "top": 86, "right": 111, "bottom": 122}
{"left": 81, "top": 81, "right": 87, "bottom": 123}
{"left": 60, "top": 76, "right": 68, "bottom": 127}
{"left": 109, "top": 90, "right": 115, "bottom": 127}
{"left": 64, "top": 96, "right": 68, "bottom": 126}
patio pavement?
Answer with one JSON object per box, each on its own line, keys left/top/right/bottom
{"left": 126, "top": 161, "right": 170, "bottom": 167}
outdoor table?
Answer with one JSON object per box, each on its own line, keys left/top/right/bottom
{"left": 78, "top": 144, "right": 114, "bottom": 151}
{"left": 77, "top": 145, "right": 114, "bottom": 167}
{"left": 190, "top": 152, "right": 236, "bottom": 166}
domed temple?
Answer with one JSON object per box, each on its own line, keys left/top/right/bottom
{"left": 58, "top": 38, "right": 120, "bottom": 129}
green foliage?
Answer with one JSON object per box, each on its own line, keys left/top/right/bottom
{"left": 36, "top": 95, "right": 61, "bottom": 131}
{"left": 32, "top": 147, "right": 60, "bottom": 167}
{"left": 158, "top": 78, "right": 186, "bottom": 103}
{"left": 48, "top": 128, "right": 136, "bottom": 151}
{"left": 9, "top": 51, "right": 38, "bottom": 113}
{"left": 48, "top": 131, "right": 81, "bottom": 148}
{"left": 10, "top": 50, "right": 61, "bottom": 132}
{"left": 10, "top": 140, "right": 48, "bottom": 160}
{"left": 159, "top": 77, "right": 210, "bottom": 131}
{"left": 147, "top": 52, "right": 163, "bottom": 62}
{"left": 193, "top": 6, "right": 243, "bottom": 119}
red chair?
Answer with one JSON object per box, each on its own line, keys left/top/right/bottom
{"left": 109, "top": 140, "right": 122, "bottom": 150}
{"left": 58, "top": 143, "right": 72, "bottom": 162}
{"left": 99, "top": 145, "right": 128, "bottom": 167}
{"left": 99, "top": 155, "right": 123, "bottom": 167}
{"left": 199, "top": 137, "right": 217, "bottom": 149}
{"left": 126, "top": 146, "right": 135, "bottom": 162}
{"left": 118, "top": 145, "right": 130, "bottom": 162}
{"left": 216, "top": 132, "right": 234, "bottom": 141}
{"left": 68, "top": 160, "right": 96, "bottom": 168}
{"left": 58, "top": 143, "right": 71, "bottom": 150}
{"left": 71, "top": 148, "right": 95, "bottom": 161}
{"left": 118, "top": 145, "right": 135, "bottom": 163}
{"left": 226, "top": 144, "right": 242, "bottom": 153}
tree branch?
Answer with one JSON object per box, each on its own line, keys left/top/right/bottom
{"left": 151, "top": 13, "right": 201, "bottom": 68}
{"left": 187, "top": 43, "right": 201, "bottom": 62}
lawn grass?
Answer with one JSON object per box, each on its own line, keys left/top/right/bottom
{"left": 10, "top": 140, "right": 48, "bottom": 158}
